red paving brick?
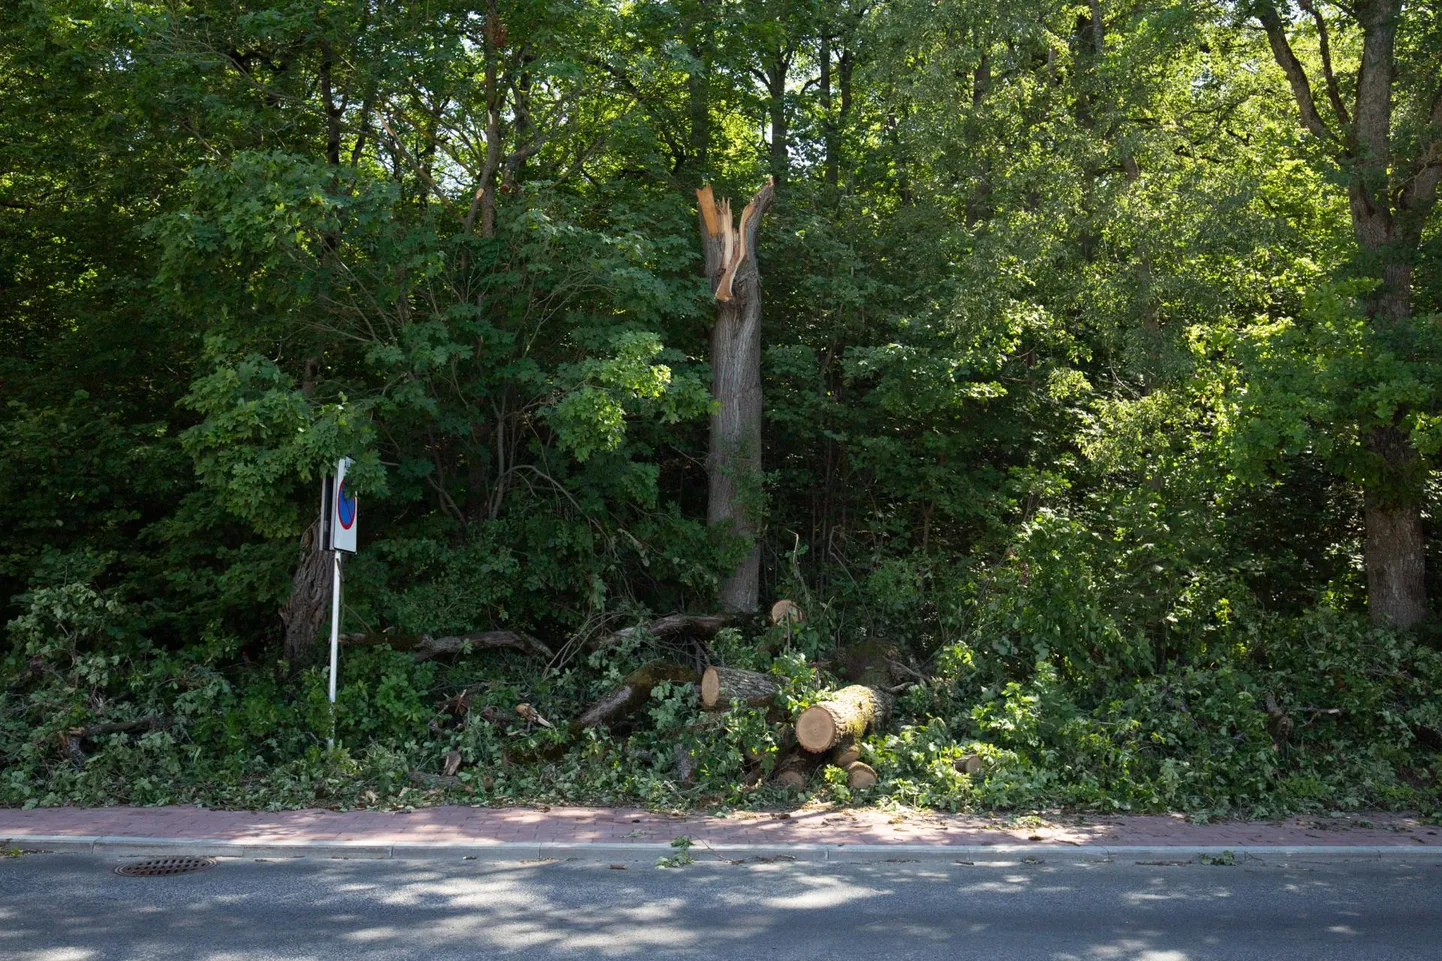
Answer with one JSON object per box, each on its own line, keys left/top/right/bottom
{"left": 2, "top": 805, "right": 1439, "bottom": 849}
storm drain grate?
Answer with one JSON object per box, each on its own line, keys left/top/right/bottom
{"left": 115, "top": 856, "right": 218, "bottom": 877}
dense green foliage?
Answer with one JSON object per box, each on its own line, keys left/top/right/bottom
{"left": 3, "top": 0, "right": 1439, "bottom": 815}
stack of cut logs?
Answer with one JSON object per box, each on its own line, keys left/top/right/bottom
{"left": 432, "top": 601, "right": 904, "bottom": 790}
{"left": 699, "top": 628, "right": 891, "bottom": 790}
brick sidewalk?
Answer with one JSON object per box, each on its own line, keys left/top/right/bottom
{"left": 3, "top": 805, "right": 1438, "bottom": 849}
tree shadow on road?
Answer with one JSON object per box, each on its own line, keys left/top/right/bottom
{"left": 2, "top": 854, "right": 1438, "bottom": 960}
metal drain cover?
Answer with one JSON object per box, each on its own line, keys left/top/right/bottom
{"left": 115, "top": 856, "right": 217, "bottom": 877}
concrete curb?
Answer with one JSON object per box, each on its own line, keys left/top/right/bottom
{"left": 5, "top": 834, "right": 1440, "bottom": 864}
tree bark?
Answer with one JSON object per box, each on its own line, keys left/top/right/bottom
{"left": 697, "top": 180, "right": 776, "bottom": 613}
{"left": 685, "top": 39, "right": 711, "bottom": 185}
{"left": 1364, "top": 428, "right": 1427, "bottom": 627}
{"left": 766, "top": 53, "right": 790, "bottom": 184}
{"left": 700, "top": 665, "right": 779, "bottom": 709}
{"left": 281, "top": 519, "right": 331, "bottom": 663}
{"left": 795, "top": 684, "right": 889, "bottom": 753}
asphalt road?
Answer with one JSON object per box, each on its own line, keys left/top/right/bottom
{"left": 3, "top": 852, "right": 1441, "bottom": 960}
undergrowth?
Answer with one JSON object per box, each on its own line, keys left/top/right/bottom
{"left": 3, "top": 581, "right": 1439, "bottom": 818}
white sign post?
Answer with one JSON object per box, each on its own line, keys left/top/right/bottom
{"left": 325, "top": 457, "right": 357, "bottom": 749}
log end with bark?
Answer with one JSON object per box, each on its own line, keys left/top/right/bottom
{"left": 954, "top": 753, "right": 983, "bottom": 776}
{"left": 771, "top": 750, "right": 822, "bottom": 791}
{"left": 770, "top": 599, "right": 803, "bottom": 626}
{"left": 795, "top": 684, "right": 889, "bottom": 753}
{"left": 843, "top": 760, "right": 877, "bottom": 790}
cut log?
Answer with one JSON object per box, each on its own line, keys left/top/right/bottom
{"left": 770, "top": 599, "right": 803, "bottom": 626}
{"left": 954, "top": 753, "right": 983, "bottom": 776}
{"left": 342, "top": 630, "right": 552, "bottom": 660}
{"left": 795, "top": 685, "right": 889, "bottom": 753}
{"left": 832, "top": 739, "right": 861, "bottom": 767}
{"left": 70, "top": 717, "right": 166, "bottom": 739}
{"left": 843, "top": 760, "right": 878, "bottom": 790}
{"left": 700, "top": 666, "right": 780, "bottom": 709}
{"left": 574, "top": 661, "right": 698, "bottom": 730}
{"left": 771, "top": 750, "right": 823, "bottom": 791}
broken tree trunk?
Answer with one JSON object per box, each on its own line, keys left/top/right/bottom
{"left": 795, "top": 684, "right": 890, "bottom": 753}
{"left": 696, "top": 179, "right": 776, "bottom": 614}
{"left": 342, "top": 630, "right": 552, "bottom": 660}
{"left": 573, "top": 661, "right": 699, "bottom": 731}
{"left": 831, "top": 738, "right": 861, "bottom": 768}
{"left": 700, "top": 665, "right": 779, "bottom": 709}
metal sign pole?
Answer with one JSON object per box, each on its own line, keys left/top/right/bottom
{"left": 327, "top": 549, "right": 341, "bottom": 751}
{"left": 322, "top": 456, "right": 356, "bottom": 752}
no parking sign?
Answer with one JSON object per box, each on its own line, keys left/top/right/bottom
{"left": 328, "top": 457, "right": 358, "bottom": 554}
{"left": 323, "top": 456, "right": 358, "bottom": 748}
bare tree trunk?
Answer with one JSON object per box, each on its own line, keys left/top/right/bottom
{"left": 1364, "top": 425, "right": 1427, "bottom": 628}
{"left": 696, "top": 180, "right": 776, "bottom": 613}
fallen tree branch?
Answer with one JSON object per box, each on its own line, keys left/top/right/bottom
{"left": 342, "top": 630, "right": 553, "bottom": 660}
{"left": 57, "top": 716, "right": 168, "bottom": 770}
{"left": 574, "top": 661, "right": 698, "bottom": 731}
{"left": 70, "top": 717, "right": 166, "bottom": 739}
{"left": 588, "top": 614, "right": 732, "bottom": 651}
